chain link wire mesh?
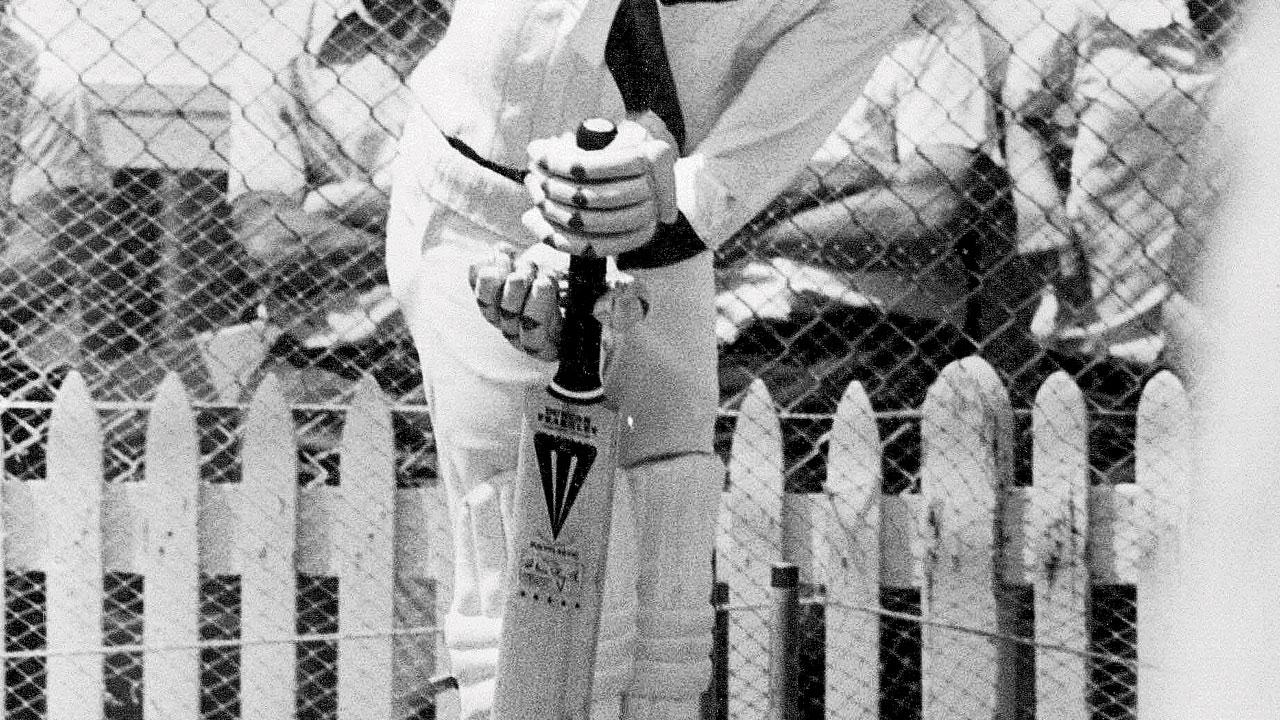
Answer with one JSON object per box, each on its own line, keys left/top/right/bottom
{"left": 0, "top": 0, "right": 1239, "bottom": 718}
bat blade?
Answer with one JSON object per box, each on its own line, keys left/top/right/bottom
{"left": 495, "top": 385, "right": 620, "bottom": 720}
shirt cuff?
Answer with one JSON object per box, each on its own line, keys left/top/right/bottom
{"left": 673, "top": 154, "right": 738, "bottom": 250}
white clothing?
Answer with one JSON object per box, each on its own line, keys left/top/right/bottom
{"left": 387, "top": 0, "right": 912, "bottom": 714}
{"left": 406, "top": 0, "right": 914, "bottom": 247}
{"left": 1004, "top": 0, "right": 1217, "bottom": 363}
{"left": 1, "top": 31, "right": 109, "bottom": 210}
{"left": 226, "top": 0, "right": 415, "bottom": 203}
{"left": 802, "top": 16, "right": 1003, "bottom": 324}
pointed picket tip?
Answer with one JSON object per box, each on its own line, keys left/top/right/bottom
{"left": 1137, "top": 371, "right": 1191, "bottom": 438}
{"left": 1135, "top": 370, "right": 1193, "bottom": 720}
{"left": 1029, "top": 370, "right": 1089, "bottom": 719}
{"left": 44, "top": 369, "right": 106, "bottom": 720}
{"left": 830, "top": 380, "right": 878, "bottom": 476}
{"left": 922, "top": 356, "right": 1010, "bottom": 426}
{"left": 337, "top": 374, "right": 396, "bottom": 720}
{"left": 342, "top": 374, "right": 395, "bottom": 482}
{"left": 146, "top": 372, "right": 199, "bottom": 478}
{"left": 824, "top": 380, "right": 881, "bottom": 720}
{"left": 49, "top": 370, "right": 99, "bottom": 452}
{"left": 718, "top": 377, "right": 783, "bottom": 720}
{"left": 243, "top": 371, "right": 295, "bottom": 484}
{"left": 143, "top": 371, "right": 202, "bottom": 720}
{"left": 727, "top": 378, "right": 782, "bottom": 485}
{"left": 825, "top": 380, "right": 881, "bottom": 580}
{"left": 919, "top": 356, "right": 1012, "bottom": 720}
{"left": 240, "top": 371, "right": 298, "bottom": 720}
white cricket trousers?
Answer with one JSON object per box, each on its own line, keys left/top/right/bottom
{"left": 387, "top": 111, "right": 722, "bottom": 720}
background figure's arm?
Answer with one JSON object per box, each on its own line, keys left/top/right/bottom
{"left": 752, "top": 144, "right": 976, "bottom": 273}
{"left": 674, "top": 0, "right": 912, "bottom": 248}
{"left": 1002, "top": 1, "right": 1078, "bottom": 270}
{"left": 771, "top": 149, "right": 893, "bottom": 214}
{"left": 302, "top": 178, "right": 390, "bottom": 228}
{"left": 1004, "top": 120, "right": 1071, "bottom": 258}
{"left": 232, "top": 191, "right": 384, "bottom": 263}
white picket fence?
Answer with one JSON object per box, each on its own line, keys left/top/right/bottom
{"left": 0, "top": 356, "right": 1190, "bottom": 719}
{"left": 0, "top": 372, "right": 452, "bottom": 720}
{"left": 715, "top": 356, "right": 1191, "bottom": 720}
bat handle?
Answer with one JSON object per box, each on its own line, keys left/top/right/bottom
{"left": 548, "top": 119, "right": 619, "bottom": 404}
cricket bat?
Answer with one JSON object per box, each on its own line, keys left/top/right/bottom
{"left": 493, "top": 118, "right": 623, "bottom": 720}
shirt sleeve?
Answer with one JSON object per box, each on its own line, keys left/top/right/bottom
{"left": 806, "top": 66, "right": 895, "bottom": 180}
{"left": 1003, "top": 0, "right": 1077, "bottom": 122}
{"left": 226, "top": 57, "right": 309, "bottom": 201}
{"left": 892, "top": 23, "right": 997, "bottom": 159}
{"left": 674, "top": 0, "right": 913, "bottom": 248}
{"left": 8, "top": 64, "right": 111, "bottom": 206}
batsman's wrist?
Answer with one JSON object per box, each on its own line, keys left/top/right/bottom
{"left": 617, "top": 212, "right": 707, "bottom": 270}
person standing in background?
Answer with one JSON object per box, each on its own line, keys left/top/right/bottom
{"left": 218, "top": 0, "right": 447, "bottom": 402}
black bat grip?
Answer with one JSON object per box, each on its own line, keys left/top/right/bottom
{"left": 548, "top": 119, "right": 618, "bottom": 404}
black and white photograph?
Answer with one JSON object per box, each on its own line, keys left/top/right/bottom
{"left": 0, "top": 0, "right": 1270, "bottom": 718}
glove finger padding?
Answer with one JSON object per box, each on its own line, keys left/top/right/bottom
{"left": 469, "top": 243, "right": 517, "bottom": 328}
{"left": 524, "top": 117, "right": 677, "bottom": 258}
{"left": 470, "top": 242, "right": 649, "bottom": 362}
{"left": 498, "top": 258, "right": 536, "bottom": 341}
{"left": 518, "top": 272, "right": 563, "bottom": 361}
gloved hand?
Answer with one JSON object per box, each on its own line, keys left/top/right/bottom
{"left": 522, "top": 112, "right": 678, "bottom": 257}
{"left": 468, "top": 243, "right": 649, "bottom": 361}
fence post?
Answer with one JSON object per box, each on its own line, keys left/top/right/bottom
{"left": 43, "top": 371, "right": 105, "bottom": 720}
{"left": 1029, "top": 371, "right": 1089, "bottom": 718}
{"left": 769, "top": 564, "right": 800, "bottom": 720}
{"left": 1134, "top": 372, "right": 1192, "bottom": 720}
{"left": 716, "top": 379, "right": 783, "bottom": 720}
{"left": 336, "top": 376, "right": 397, "bottom": 719}
{"left": 708, "top": 581, "right": 731, "bottom": 720}
{"left": 919, "top": 357, "right": 1013, "bottom": 720}
{"left": 142, "top": 373, "right": 201, "bottom": 719}
{"left": 821, "top": 380, "right": 881, "bottom": 720}
{"left": 239, "top": 374, "right": 299, "bottom": 720}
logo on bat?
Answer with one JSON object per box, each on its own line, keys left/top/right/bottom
{"left": 517, "top": 540, "right": 583, "bottom": 598}
{"left": 534, "top": 431, "right": 597, "bottom": 538}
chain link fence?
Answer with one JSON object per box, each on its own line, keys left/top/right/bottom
{"left": 0, "top": 0, "right": 1239, "bottom": 718}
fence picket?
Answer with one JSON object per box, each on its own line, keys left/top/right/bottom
{"left": 239, "top": 374, "right": 299, "bottom": 720}
{"left": 0, "top": 358, "right": 1195, "bottom": 720}
{"left": 717, "top": 379, "right": 784, "bottom": 720}
{"left": 336, "top": 376, "right": 397, "bottom": 720}
{"left": 1134, "top": 372, "right": 1192, "bottom": 720}
{"left": 821, "top": 381, "right": 881, "bottom": 720}
{"left": 1029, "top": 372, "right": 1089, "bottom": 719}
{"left": 142, "top": 373, "right": 201, "bottom": 719}
{"left": 919, "top": 358, "right": 1013, "bottom": 720}
{"left": 393, "top": 469, "right": 449, "bottom": 717}
{"left": 44, "top": 371, "right": 105, "bottom": 720}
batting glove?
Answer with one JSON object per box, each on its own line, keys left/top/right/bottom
{"left": 469, "top": 243, "right": 649, "bottom": 362}
{"left": 522, "top": 112, "right": 678, "bottom": 258}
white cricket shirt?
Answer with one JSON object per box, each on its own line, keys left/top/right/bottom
{"left": 406, "top": 0, "right": 913, "bottom": 248}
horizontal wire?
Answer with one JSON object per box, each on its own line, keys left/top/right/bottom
{"left": 717, "top": 598, "right": 1145, "bottom": 670}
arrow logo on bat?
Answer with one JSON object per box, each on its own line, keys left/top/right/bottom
{"left": 534, "top": 432, "right": 597, "bottom": 539}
